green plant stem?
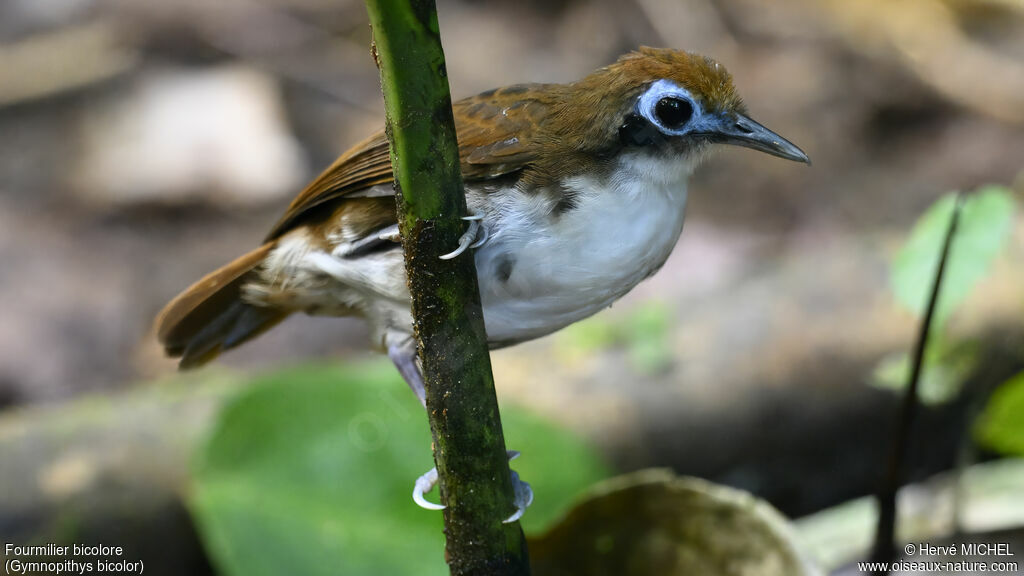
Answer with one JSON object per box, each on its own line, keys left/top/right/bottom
{"left": 363, "top": 1, "right": 530, "bottom": 574}
{"left": 869, "top": 193, "right": 964, "bottom": 574}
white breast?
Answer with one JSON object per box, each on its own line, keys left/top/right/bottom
{"left": 474, "top": 153, "right": 692, "bottom": 344}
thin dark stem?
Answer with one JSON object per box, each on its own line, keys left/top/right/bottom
{"left": 869, "top": 194, "right": 964, "bottom": 573}
{"left": 362, "top": 1, "right": 530, "bottom": 574}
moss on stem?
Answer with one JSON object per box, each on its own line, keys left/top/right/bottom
{"left": 363, "top": 1, "right": 530, "bottom": 574}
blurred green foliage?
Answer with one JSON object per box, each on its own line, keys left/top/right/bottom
{"left": 558, "top": 301, "right": 675, "bottom": 374}
{"left": 891, "top": 186, "right": 1015, "bottom": 326}
{"left": 873, "top": 186, "right": 1016, "bottom": 404}
{"left": 189, "top": 361, "right": 610, "bottom": 576}
{"left": 871, "top": 341, "right": 979, "bottom": 406}
{"left": 975, "top": 371, "right": 1024, "bottom": 457}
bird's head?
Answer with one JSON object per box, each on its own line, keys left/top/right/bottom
{"left": 564, "top": 47, "right": 809, "bottom": 172}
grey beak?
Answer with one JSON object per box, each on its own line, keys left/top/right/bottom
{"left": 706, "top": 113, "right": 810, "bottom": 165}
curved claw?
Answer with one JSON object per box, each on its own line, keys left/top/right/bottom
{"left": 470, "top": 224, "right": 489, "bottom": 249}
{"left": 439, "top": 213, "right": 489, "bottom": 260}
{"left": 413, "top": 467, "right": 446, "bottom": 511}
{"left": 413, "top": 450, "right": 532, "bottom": 522}
{"left": 439, "top": 219, "right": 479, "bottom": 260}
{"left": 503, "top": 470, "right": 533, "bottom": 524}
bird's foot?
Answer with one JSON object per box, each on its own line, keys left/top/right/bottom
{"left": 439, "top": 213, "right": 489, "bottom": 260}
{"left": 504, "top": 452, "right": 534, "bottom": 523}
{"left": 412, "top": 466, "right": 445, "bottom": 510}
{"left": 412, "top": 450, "right": 533, "bottom": 523}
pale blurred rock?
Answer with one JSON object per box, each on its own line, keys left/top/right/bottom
{"left": 74, "top": 66, "right": 306, "bottom": 206}
{"left": 0, "top": 0, "right": 96, "bottom": 37}
{"left": 798, "top": 459, "right": 1024, "bottom": 573}
{"left": 0, "top": 22, "right": 138, "bottom": 106}
{"left": 0, "top": 373, "right": 241, "bottom": 576}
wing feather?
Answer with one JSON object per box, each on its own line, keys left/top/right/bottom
{"left": 265, "top": 132, "right": 393, "bottom": 240}
{"left": 265, "top": 84, "right": 562, "bottom": 241}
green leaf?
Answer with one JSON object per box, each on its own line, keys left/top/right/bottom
{"left": 623, "top": 301, "right": 674, "bottom": 374}
{"left": 190, "top": 361, "right": 610, "bottom": 576}
{"left": 869, "top": 339, "right": 978, "bottom": 405}
{"left": 556, "top": 316, "right": 618, "bottom": 355}
{"left": 974, "top": 371, "right": 1024, "bottom": 457}
{"left": 891, "top": 187, "right": 1015, "bottom": 327}
{"left": 556, "top": 301, "right": 675, "bottom": 374}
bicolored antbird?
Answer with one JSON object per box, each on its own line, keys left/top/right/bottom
{"left": 156, "top": 47, "right": 809, "bottom": 520}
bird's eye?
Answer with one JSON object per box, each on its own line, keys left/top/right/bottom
{"left": 654, "top": 97, "right": 693, "bottom": 129}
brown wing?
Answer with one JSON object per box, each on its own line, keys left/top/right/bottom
{"left": 264, "top": 132, "right": 393, "bottom": 240}
{"left": 155, "top": 242, "right": 289, "bottom": 367}
{"left": 455, "top": 83, "right": 558, "bottom": 173}
{"left": 264, "top": 83, "right": 562, "bottom": 241}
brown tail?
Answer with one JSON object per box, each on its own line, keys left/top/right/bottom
{"left": 156, "top": 244, "right": 289, "bottom": 369}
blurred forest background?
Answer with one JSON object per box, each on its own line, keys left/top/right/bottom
{"left": 1, "top": 0, "right": 1023, "bottom": 573}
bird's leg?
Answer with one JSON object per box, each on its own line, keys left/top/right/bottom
{"left": 439, "top": 213, "right": 490, "bottom": 260}
{"left": 386, "top": 333, "right": 533, "bottom": 521}
{"left": 386, "top": 334, "right": 426, "bottom": 408}
{"left": 413, "top": 450, "right": 534, "bottom": 523}
{"left": 336, "top": 224, "right": 401, "bottom": 259}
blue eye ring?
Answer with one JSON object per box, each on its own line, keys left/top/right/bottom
{"left": 637, "top": 79, "right": 702, "bottom": 135}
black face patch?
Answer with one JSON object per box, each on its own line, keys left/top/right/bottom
{"left": 495, "top": 255, "right": 515, "bottom": 283}
{"left": 619, "top": 113, "right": 662, "bottom": 147}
